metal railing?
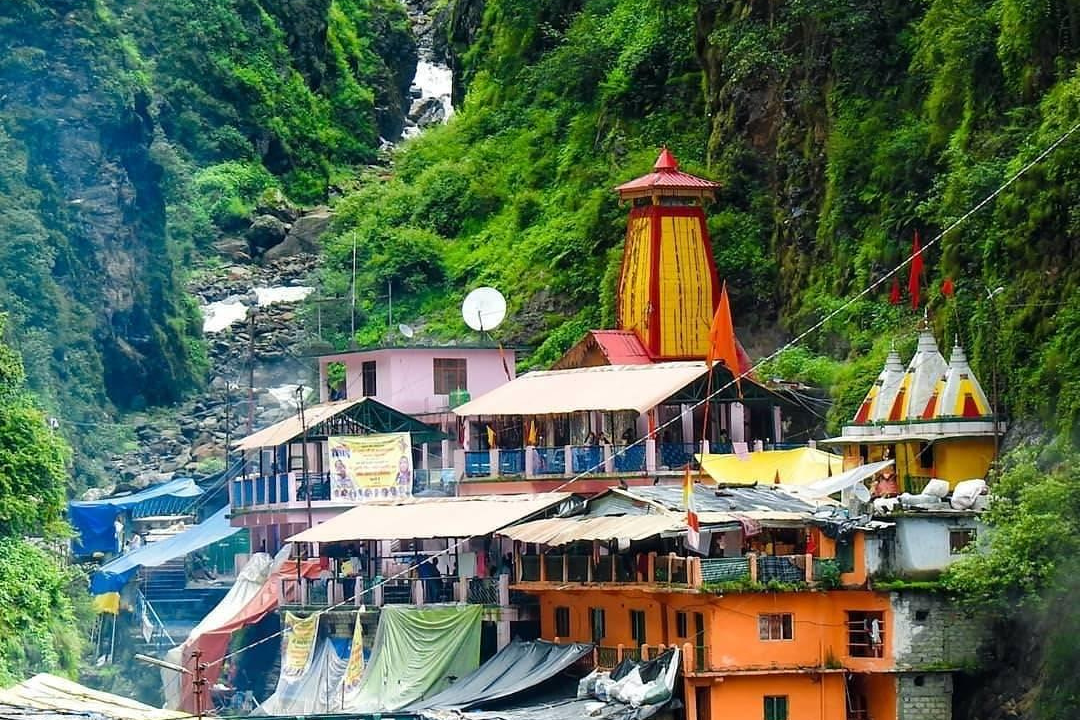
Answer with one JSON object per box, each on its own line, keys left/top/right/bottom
{"left": 534, "top": 448, "right": 566, "bottom": 475}
{"left": 571, "top": 446, "right": 603, "bottom": 473}
{"left": 519, "top": 553, "right": 694, "bottom": 586}
{"left": 133, "top": 590, "right": 175, "bottom": 651}
{"left": 499, "top": 450, "right": 525, "bottom": 475}
{"left": 464, "top": 451, "right": 491, "bottom": 478}
{"left": 613, "top": 444, "right": 646, "bottom": 472}
{"left": 657, "top": 442, "right": 698, "bottom": 470}
{"left": 757, "top": 554, "right": 809, "bottom": 583}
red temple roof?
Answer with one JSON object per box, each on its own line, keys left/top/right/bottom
{"left": 590, "top": 330, "right": 653, "bottom": 365}
{"left": 614, "top": 148, "right": 720, "bottom": 199}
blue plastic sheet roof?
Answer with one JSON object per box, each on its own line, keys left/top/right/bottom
{"left": 69, "top": 479, "right": 203, "bottom": 556}
{"left": 90, "top": 506, "right": 240, "bottom": 596}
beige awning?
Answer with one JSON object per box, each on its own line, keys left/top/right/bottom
{"left": 286, "top": 493, "right": 572, "bottom": 543}
{"left": 453, "top": 362, "right": 709, "bottom": 417}
{"left": 0, "top": 674, "right": 186, "bottom": 720}
{"left": 234, "top": 399, "right": 362, "bottom": 451}
{"left": 498, "top": 514, "right": 682, "bottom": 545}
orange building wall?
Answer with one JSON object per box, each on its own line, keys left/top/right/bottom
{"left": 535, "top": 589, "right": 893, "bottom": 673}
{"left": 692, "top": 674, "right": 851, "bottom": 720}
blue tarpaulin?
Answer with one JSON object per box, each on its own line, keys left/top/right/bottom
{"left": 90, "top": 506, "right": 240, "bottom": 597}
{"left": 69, "top": 478, "right": 204, "bottom": 556}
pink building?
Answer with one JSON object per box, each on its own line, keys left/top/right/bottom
{"left": 317, "top": 345, "right": 516, "bottom": 430}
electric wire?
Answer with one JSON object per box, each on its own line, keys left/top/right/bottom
{"left": 206, "top": 118, "right": 1080, "bottom": 670}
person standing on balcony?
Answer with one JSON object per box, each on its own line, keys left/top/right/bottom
{"left": 417, "top": 556, "right": 441, "bottom": 604}
{"left": 113, "top": 514, "right": 126, "bottom": 555}
{"left": 715, "top": 430, "right": 733, "bottom": 454}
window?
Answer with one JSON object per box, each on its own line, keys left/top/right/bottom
{"left": 589, "top": 608, "right": 606, "bottom": 643}
{"left": 950, "top": 529, "right": 976, "bottom": 554}
{"left": 630, "top": 610, "right": 647, "bottom": 645}
{"left": 433, "top": 358, "right": 467, "bottom": 394}
{"left": 361, "top": 361, "right": 377, "bottom": 397}
{"left": 758, "top": 613, "right": 794, "bottom": 641}
{"left": 915, "top": 609, "right": 930, "bottom": 622}
{"left": 846, "top": 611, "right": 885, "bottom": 658}
{"left": 917, "top": 441, "right": 935, "bottom": 470}
{"left": 554, "top": 606, "right": 570, "bottom": 637}
{"left": 675, "top": 611, "right": 688, "bottom": 638}
{"left": 764, "top": 695, "right": 788, "bottom": 720}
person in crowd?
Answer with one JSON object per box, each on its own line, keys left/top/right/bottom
{"left": 113, "top": 513, "right": 126, "bottom": 555}
{"left": 585, "top": 431, "right": 598, "bottom": 446}
{"left": 715, "top": 429, "right": 734, "bottom": 454}
{"left": 621, "top": 426, "right": 636, "bottom": 445}
{"left": 125, "top": 533, "right": 143, "bottom": 553}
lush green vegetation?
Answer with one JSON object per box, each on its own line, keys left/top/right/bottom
{"left": 0, "top": 316, "right": 87, "bottom": 682}
{"left": 315, "top": 0, "right": 1080, "bottom": 444}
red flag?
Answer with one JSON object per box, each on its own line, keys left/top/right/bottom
{"left": 889, "top": 277, "right": 901, "bottom": 305}
{"left": 941, "top": 277, "right": 955, "bottom": 298}
{"left": 909, "top": 230, "right": 924, "bottom": 310}
{"left": 706, "top": 282, "right": 742, "bottom": 394}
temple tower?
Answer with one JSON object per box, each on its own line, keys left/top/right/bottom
{"left": 614, "top": 148, "right": 721, "bottom": 359}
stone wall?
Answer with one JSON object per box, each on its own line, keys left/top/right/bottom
{"left": 899, "top": 672, "right": 953, "bottom": 720}
{"left": 892, "top": 591, "right": 986, "bottom": 669}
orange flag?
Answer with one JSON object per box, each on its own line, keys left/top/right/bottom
{"left": 706, "top": 282, "right": 742, "bottom": 393}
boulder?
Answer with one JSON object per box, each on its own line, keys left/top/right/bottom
{"left": 408, "top": 97, "right": 445, "bottom": 127}
{"left": 214, "top": 237, "right": 251, "bottom": 262}
{"left": 246, "top": 214, "right": 289, "bottom": 254}
{"left": 264, "top": 207, "right": 333, "bottom": 260}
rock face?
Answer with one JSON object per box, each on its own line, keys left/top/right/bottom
{"left": 0, "top": 2, "right": 201, "bottom": 417}
{"left": 409, "top": 97, "right": 446, "bottom": 127}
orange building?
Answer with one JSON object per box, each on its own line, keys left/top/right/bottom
{"left": 501, "top": 485, "right": 984, "bottom": 720}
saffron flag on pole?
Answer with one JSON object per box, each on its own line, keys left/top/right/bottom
{"left": 684, "top": 466, "right": 702, "bottom": 552}
{"left": 909, "top": 230, "right": 924, "bottom": 310}
{"left": 486, "top": 425, "right": 496, "bottom": 448}
{"left": 527, "top": 420, "right": 538, "bottom": 446}
{"left": 706, "top": 282, "right": 741, "bottom": 394}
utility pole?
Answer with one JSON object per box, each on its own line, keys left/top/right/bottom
{"left": 298, "top": 386, "right": 312, "bottom": 529}
{"left": 986, "top": 286, "right": 1005, "bottom": 470}
{"left": 224, "top": 384, "right": 231, "bottom": 473}
{"left": 247, "top": 306, "right": 256, "bottom": 434}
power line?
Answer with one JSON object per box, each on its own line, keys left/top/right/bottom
{"left": 210, "top": 117, "right": 1080, "bottom": 670}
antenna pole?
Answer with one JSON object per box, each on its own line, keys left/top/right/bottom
{"left": 298, "top": 386, "right": 312, "bottom": 529}
{"left": 388, "top": 280, "right": 393, "bottom": 340}
{"left": 350, "top": 232, "right": 358, "bottom": 346}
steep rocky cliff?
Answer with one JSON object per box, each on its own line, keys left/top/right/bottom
{"left": 0, "top": 0, "right": 417, "bottom": 485}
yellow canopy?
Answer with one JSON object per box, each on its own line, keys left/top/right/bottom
{"left": 699, "top": 447, "right": 844, "bottom": 486}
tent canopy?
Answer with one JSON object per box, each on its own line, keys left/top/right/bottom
{"left": 91, "top": 506, "right": 242, "bottom": 596}
{"left": 68, "top": 479, "right": 203, "bottom": 555}
{"left": 699, "top": 447, "right": 844, "bottom": 486}
{"left": 235, "top": 397, "right": 446, "bottom": 451}
{"left": 287, "top": 494, "right": 571, "bottom": 544}
{"left": 452, "top": 363, "right": 709, "bottom": 417}
{"left": 410, "top": 639, "right": 593, "bottom": 711}
{"left": 0, "top": 674, "right": 185, "bottom": 720}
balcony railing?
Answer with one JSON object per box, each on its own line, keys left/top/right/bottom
{"left": 280, "top": 573, "right": 512, "bottom": 610}
{"left": 517, "top": 552, "right": 699, "bottom": 587}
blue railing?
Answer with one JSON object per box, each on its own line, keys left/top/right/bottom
{"left": 658, "top": 442, "right": 698, "bottom": 470}
{"left": 572, "top": 446, "right": 603, "bottom": 473}
{"left": 613, "top": 445, "right": 646, "bottom": 472}
{"left": 465, "top": 451, "right": 491, "bottom": 478}
{"left": 534, "top": 448, "right": 566, "bottom": 475}
{"left": 500, "top": 449, "right": 525, "bottom": 475}
{"left": 241, "top": 479, "right": 253, "bottom": 506}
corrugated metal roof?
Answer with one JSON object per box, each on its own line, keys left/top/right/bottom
{"left": 286, "top": 494, "right": 572, "bottom": 543}
{"left": 453, "top": 362, "right": 708, "bottom": 417}
{"left": 590, "top": 330, "right": 652, "bottom": 365}
{"left": 0, "top": 676, "right": 185, "bottom": 720}
{"left": 615, "top": 484, "right": 821, "bottom": 515}
{"left": 498, "top": 514, "right": 681, "bottom": 545}
{"left": 234, "top": 398, "right": 362, "bottom": 450}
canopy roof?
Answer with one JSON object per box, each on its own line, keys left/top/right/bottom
{"left": 698, "top": 447, "right": 844, "bottom": 486}
{"left": 0, "top": 675, "right": 185, "bottom": 720}
{"left": 498, "top": 514, "right": 682, "bottom": 545}
{"left": 90, "top": 506, "right": 242, "bottom": 597}
{"left": 453, "top": 362, "right": 708, "bottom": 417}
{"left": 286, "top": 494, "right": 572, "bottom": 543}
{"left": 68, "top": 479, "right": 204, "bottom": 556}
{"left": 609, "top": 484, "right": 825, "bottom": 525}
{"left": 235, "top": 397, "right": 446, "bottom": 451}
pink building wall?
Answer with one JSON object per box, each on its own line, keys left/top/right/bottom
{"left": 317, "top": 347, "right": 516, "bottom": 417}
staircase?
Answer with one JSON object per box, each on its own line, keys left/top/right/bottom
{"left": 141, "top": 559, "right": 229, "bottom": 623}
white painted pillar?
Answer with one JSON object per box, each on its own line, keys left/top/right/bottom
{"left": 680, "top": 404, "right": 694, "bottom": 446}
{"left": 645, "top": 438, "right": 657, "bottom": 473}
{"left": 772, "top": 405, "right": 783, "bottom": 444}
{"left": 489, "top": 448, "right": 500, "bottom": 478}
{"left": 730, "top": 403, "right": 746, "bottom": 443}
{"left": 441, "top": 439, "right": 451, "bottom": 468}
{"left": 604, "top": 444, "right": 614, "bottom": 473}
{"left": 564, "top": 445, "right": 573, "bottom": 476}
{"left": 525, "top": 446, "right": 536, "bottom": 477}
{"left": 421, "top": 443, "right": 429, "bottom": 470}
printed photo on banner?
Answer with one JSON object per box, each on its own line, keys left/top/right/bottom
{"left": 329, "top": 432, "right": 413, "bottom": 502}
{"left": 343, "top": 616, "right": 366, "bottom": 692}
